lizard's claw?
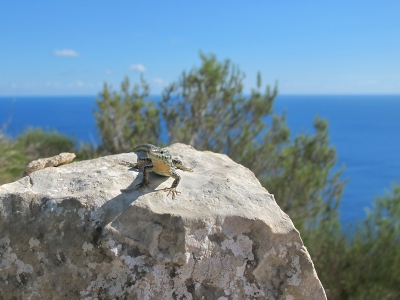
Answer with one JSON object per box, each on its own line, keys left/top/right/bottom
{"left": 164, "top": 187, "right": 181, "bottom": 199}
{"left": 121, "top": 180, "right": 150, "bottom": 193}
{"left": 119, "top": 161, "right": 140, "bottom": 170}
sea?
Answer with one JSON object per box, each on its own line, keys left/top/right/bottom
{"left": 1, "top": 95, "right": 399, "bottom": 228}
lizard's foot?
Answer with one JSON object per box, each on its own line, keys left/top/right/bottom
{"left": 119, "top": 161, "right": 139, "bottom": 170}
{"left": 121, "top": 180, "right": 150, "bottom": 193}
{"left": 164, "top": 187, "right": 181, "bottom": 199}
{"left": 135, "top": 180, "right": 150, "bottom": 190}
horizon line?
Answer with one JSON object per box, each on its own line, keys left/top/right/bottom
{"left": 1, "top": 93, "right": 400, "bottom": 98}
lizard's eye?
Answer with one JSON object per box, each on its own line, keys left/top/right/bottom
{"left": 160, "top": 151, "right": 164, "bottom": 154}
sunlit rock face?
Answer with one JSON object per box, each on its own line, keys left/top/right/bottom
{"left": 0, "top": 143, "right": 326, "bottom": 300}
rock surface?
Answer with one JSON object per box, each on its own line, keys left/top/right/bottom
{"left": 25, "top": 152, "right": 76, "bottom": 174}
{"left": 0, "top": 143, "right": 326, "bottom": 300}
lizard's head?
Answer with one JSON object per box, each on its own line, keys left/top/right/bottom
{"left": 148, "top": 147, "right": 172, "bottom": 162}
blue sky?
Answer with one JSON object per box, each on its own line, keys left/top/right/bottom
{"left": 1, "top": 0, "right": 399, "bottom": 96}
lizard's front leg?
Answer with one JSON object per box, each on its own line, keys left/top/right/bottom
{"left": 164, "top": 171, "right": 181, "bottom": 199}
{"left": 122, "top": 164, "right": 154, "bottom": 193}
{"left": 172, "top": 158, "right": 193, "bottom": 172}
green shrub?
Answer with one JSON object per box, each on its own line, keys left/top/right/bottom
{"left": 16, "top": 127, "right": 76, "bottom": 162}
{"left": 0, "top": 133, "right": 26, "bottom": 184}
{"left": 95, "top": 53, "right": 344, "bottom": 228}
{"left": 306, "top": 185, "right": 400, "bottom": 300}
{"left": 0, "top": 128, "right": 98, "bottom": 185}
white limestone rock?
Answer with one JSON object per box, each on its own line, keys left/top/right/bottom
{"left": 25, "top": 152, "right": 76, "bottom": 174}
{"left": 0, "top": 143, "right": 326, "bottom": 300}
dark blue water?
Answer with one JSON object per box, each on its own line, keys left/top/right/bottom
{"left": 273, "top": 95, "right": 400, "bottom": 227}
{"left": 0, "top": 96, "right": 100, "bottom": 146}
{"left": 1, "top": 95, "right": 399, "bottom": 226}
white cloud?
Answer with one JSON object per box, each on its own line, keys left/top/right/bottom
{"left": 105, "top": 69, "right": 113, "bottom": 75}
{"left": 130, "top": 64, "right": 146, "bottom": 72}
{"left": 53, "top": 49, "right": 80, "bottom": 57}
{"left": 153, "top": 78, "right": 164, "bottom": 85}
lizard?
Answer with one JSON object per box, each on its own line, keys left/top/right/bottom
{"left": 119, "top": 144, "right": 193, "bottom": 199}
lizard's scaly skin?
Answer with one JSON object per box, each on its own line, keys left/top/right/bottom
{"left": 120, "top": 144, "right": 193, "bottom": 199}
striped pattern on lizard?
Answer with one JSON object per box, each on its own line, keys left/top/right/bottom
{"left": 120, "top": 144, "right": 193, "bottom": 199}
